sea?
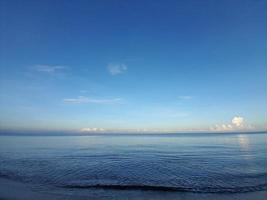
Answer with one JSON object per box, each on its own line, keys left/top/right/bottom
{"left": 0, "top": 132, "right": 267, "bottom": 199}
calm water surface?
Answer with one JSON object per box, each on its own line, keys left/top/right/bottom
{"left": 0, "top": 133, "right": 267, "bottom": 195}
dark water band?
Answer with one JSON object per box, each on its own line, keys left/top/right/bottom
{"left": 1, "top": 171, "right": 267, "bottom": 194}
{"left": 62, "top": 183, "right": 267, "bottom": 193}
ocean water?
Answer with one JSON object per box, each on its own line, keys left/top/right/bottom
{"left": 0, "top": 133, "right": 267, "bottom": 198}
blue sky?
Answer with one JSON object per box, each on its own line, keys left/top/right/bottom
{"left": 1, "top": 0, "right": 267, "bottom": 132}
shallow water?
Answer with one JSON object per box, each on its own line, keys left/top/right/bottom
{"left": 0, "top": 133, "right": 267, "bottom": 196}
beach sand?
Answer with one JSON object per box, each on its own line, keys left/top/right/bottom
{"left": 1, "top": 178, "right": 267, "bottom": 200}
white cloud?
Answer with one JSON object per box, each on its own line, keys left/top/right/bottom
{"left": 79, "top": 127, "right": 210, "bottom": 134}
{"left": 63, "top": 96, "right": 122, "bottom": 104}
{"left": 35, "top": 65, "right": 67, "bottom": 73}
{"left": 107, "top": 63, "right": 127, "bottom": 75}
{"left": 211, "top": 116, "right": 252, "bottom": 131}
{"left": 81, "top": 128, "right": 105, "bottom": 132}
{"left": 232, "top": 116, "right": 244, "bottom": 127}
{"left": 178, "top": 96, "right": 192, "bottom": 100}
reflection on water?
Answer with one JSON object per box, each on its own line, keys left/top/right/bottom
{"left": 237, "top": 134, "right": 252, "bottom": 160}
{"left": 238, "top": 134, "right": 250, "bottom": 151}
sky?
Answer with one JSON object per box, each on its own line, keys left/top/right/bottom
{"left": 0, "top": 0, "right": 267, "bottom": 133}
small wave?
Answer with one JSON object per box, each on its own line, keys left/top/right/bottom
{"left": 0, "top": 171, "right": 17, "bottom": 180}
{"left": 61, "top": 183, "right": 267, "bottom": 193}
{"left": 0, "top": 172, "right": 10, "bottom": 179}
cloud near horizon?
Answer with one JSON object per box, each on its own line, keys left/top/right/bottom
{"left": 232, "top": 116, "right": 244, "bottom": 127}
{"left": 211, "top": 116, "right": 252, "bottom": 131}
{"left": 80, "top": 128, "right": 106, "bottom": 132}
{"left": 63, "top": 96, "right": 122, "bottom": 104}
{"left": 107, "top": 63, "right": 127, "bottom": 75}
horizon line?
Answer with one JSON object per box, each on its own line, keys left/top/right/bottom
{"left": 0, "top": 129, "right": 266, "bottom": 136}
